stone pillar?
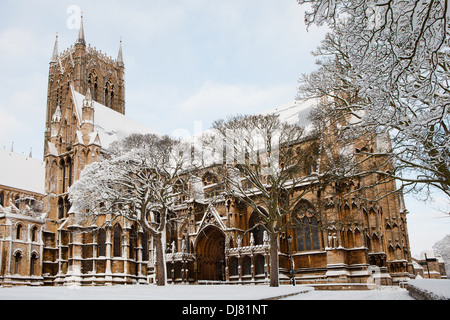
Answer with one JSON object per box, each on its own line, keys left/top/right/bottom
{"left": 105, "top": 227, "right": 113, "bottom": 285}
{"left": 67, "top": 228, "right": 83, "bottom": 286}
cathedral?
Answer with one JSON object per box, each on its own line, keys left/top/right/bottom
{"left": 0, "top": 19, "right": 424, "bottom": 288}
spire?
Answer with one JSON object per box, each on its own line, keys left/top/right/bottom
{"left": 51, "top": 33, "right": 59, "bottom": 62}
{"left": 117, "top": 38, "right": 124, "bottom": 67}
{"left": 77, "top": 14, "right": 86, "bottom": 45}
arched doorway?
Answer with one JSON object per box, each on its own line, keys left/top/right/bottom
{"left": 196, "top": 226, "right": 225, "bottom": 281}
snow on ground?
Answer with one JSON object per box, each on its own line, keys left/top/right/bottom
{"left": 0, "top": 284, "right": 309, "bottom": 300}
{"left": 0, "top": 284, "right": 413, "bottom": 300}
{"left": 284, "top": 286, "right": 413, "bottom": 300}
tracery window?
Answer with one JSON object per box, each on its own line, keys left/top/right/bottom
{"left": 129, "top": 225, "right": 137, "bottom": 260}
{"left": 64, "top": 197, "right": 71, "bottom": 217}
{"left": 254, "top": 255, "right": 265, "bottom": 275}
{"left": 294, "top": 201, "right": 321, "bottom": 252}
{"left": 31, "top": 226, "right": 38, "bottom": 242}
{"left": 60, "top": 159, "right": 66, "bottom": 193}
{"left": 30, "top": 253, "right": 38, "bottom": 276}
{"left": 202, "top": 172, "right": 223, "bottom": 199}
{"left": 229, "top": 257, "right": 238, "bottom": 276}
{"left": 88, "top": 73, "right": 98, "bottom": 101}
{"left": 242, "top": 256, "right": 251, "bottom": 276}
{"left": 14, "top": 252, "right": 22, "bottom": 274}
{"left": 16, "top": 224, "right": 23, "bottom": 240}
{"left": 141, "top": 233, "right": 149, "bottom": 261}
{"left": 202, "top": 172, "right": 218, "bottom": 186}
{"left": 97, "top": 228, "right": 106, "bottom": 257}
{"left": 57, "top": 197, "right": 64, "bottom": 220}
{"left": 248, "top": 211, "right": 265, "bottom": 246}
{"left": 113, "top": 226, "right": 122, "bottom": 257}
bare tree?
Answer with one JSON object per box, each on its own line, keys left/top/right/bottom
{"left": 297, "top": 0, "right": 450, "bottom": 199}
{"left": 201, "top": 114, "right": 320, "bottom": 287}
{"left": 69, "top": 133, "right": 192, "bottom": 286}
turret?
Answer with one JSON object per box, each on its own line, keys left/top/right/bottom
{"left": 81, "top": 88, "right": 95, "bottom": 144}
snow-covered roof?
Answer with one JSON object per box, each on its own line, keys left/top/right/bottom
{"left": 71, "top": 87, "right": 158, "bottom": 150}
{"left": 182, "top": 98, "right": 319, "bottom": 169}
{"left": 0, "top": 149, "right": 45, "bottom": 195}
{"left": 261, "top": 99, "right": 318, "bottom": 129}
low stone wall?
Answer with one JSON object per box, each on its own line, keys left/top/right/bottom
{"left": 407, "top": 279, "right": 450, "bottom": 300}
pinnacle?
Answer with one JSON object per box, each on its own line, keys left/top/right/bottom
{"left": 117, "top": 38, "right": 124, "bottom": 67}
{"left": 51, "top": 33, "right": 59, "bottom": 62}
{"left": 77, "top": 14, "right": 86, "bottom": 45}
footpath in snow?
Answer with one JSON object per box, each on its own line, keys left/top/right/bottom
{"left": 0, "top": 284, "right": 311, "bottom": 300}
{"left": 0, "top": 284, "right": 418, "bottom": 300}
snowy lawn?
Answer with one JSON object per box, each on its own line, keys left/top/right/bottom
{"left": 0, "top": 284, "right": 414, "bottom": 300}
{"left": 0, "top": 284, "right": 311, "bottom": 300}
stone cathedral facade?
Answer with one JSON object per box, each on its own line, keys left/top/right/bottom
{"left": 0, "top": 19, "right": 421, "bottom": 287}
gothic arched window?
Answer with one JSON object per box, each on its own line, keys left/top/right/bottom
{"left": 202, "top": 172, "right": 218, "bottom": 186}
{"left": 254, "top": 255, "right": 265, "bottom": 275}
{"left": 104, "top": 85, "right": 109, "bottom": 107}
{"left": 248, "top": 211, "right": 265, "bottom": 246}
{"left": 64, "top": 197, "right": 71, "bottom": 217}
{"left": 16, "top": 224, "right": 22, "bottom": 240}
{"left": 88, "top": 73, "right": 98, "bottom": 101}
{"left": 294, "top": 201, "right": 321, "bottom": 252}
{"left": 129, "top": 225, "right": 137, "bottom": 260}
{"left": 110, "top": 87, "right": 114, "bottom": 109}
{"left": 14, "top": 252, "right": 22, "bottom": 274}
{"left": 202, "top": 172, "right": 224, "bottom": 199}
{"left": 97, "top": 229, "right": 106, "bottom": 257}
{"left": 60, "top": 159, "right": 66, "bottom": 194}
{"left": 113, "top": 226, "right": 122, "bottom": 257}
{"left": 31, "top": 226, "right": 38, "bottom": 242}
{"left": 66, "top": 157, "right": 73, "bottom": 188}
{"left": 229, "top": 257, "right": 238, "bottom": 276}
{"left": 242, "top": 256, "right": 251, "bottom": 276}
{"left": 141, "top": 232, "right": 148, "bottom": 261}
{"left": 57, "top": 197, "right": 64, "bottom": 220}
{"left": 30, "top": 253, "right": 38, "bottom": 276}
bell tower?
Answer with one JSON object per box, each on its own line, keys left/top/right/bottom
{"left": 44, "top": 15, "right": 126, "bottom": 155}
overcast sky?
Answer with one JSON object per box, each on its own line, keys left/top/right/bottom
{"left": 0, "top": 0, "right": 447, "bottom": 257}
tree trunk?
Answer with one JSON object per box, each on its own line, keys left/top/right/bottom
{"left": 269, "top": 232, "right": 279, "bottom": 287}
{"left": 154, "top": 234, "right": 166, "bottom": 286}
